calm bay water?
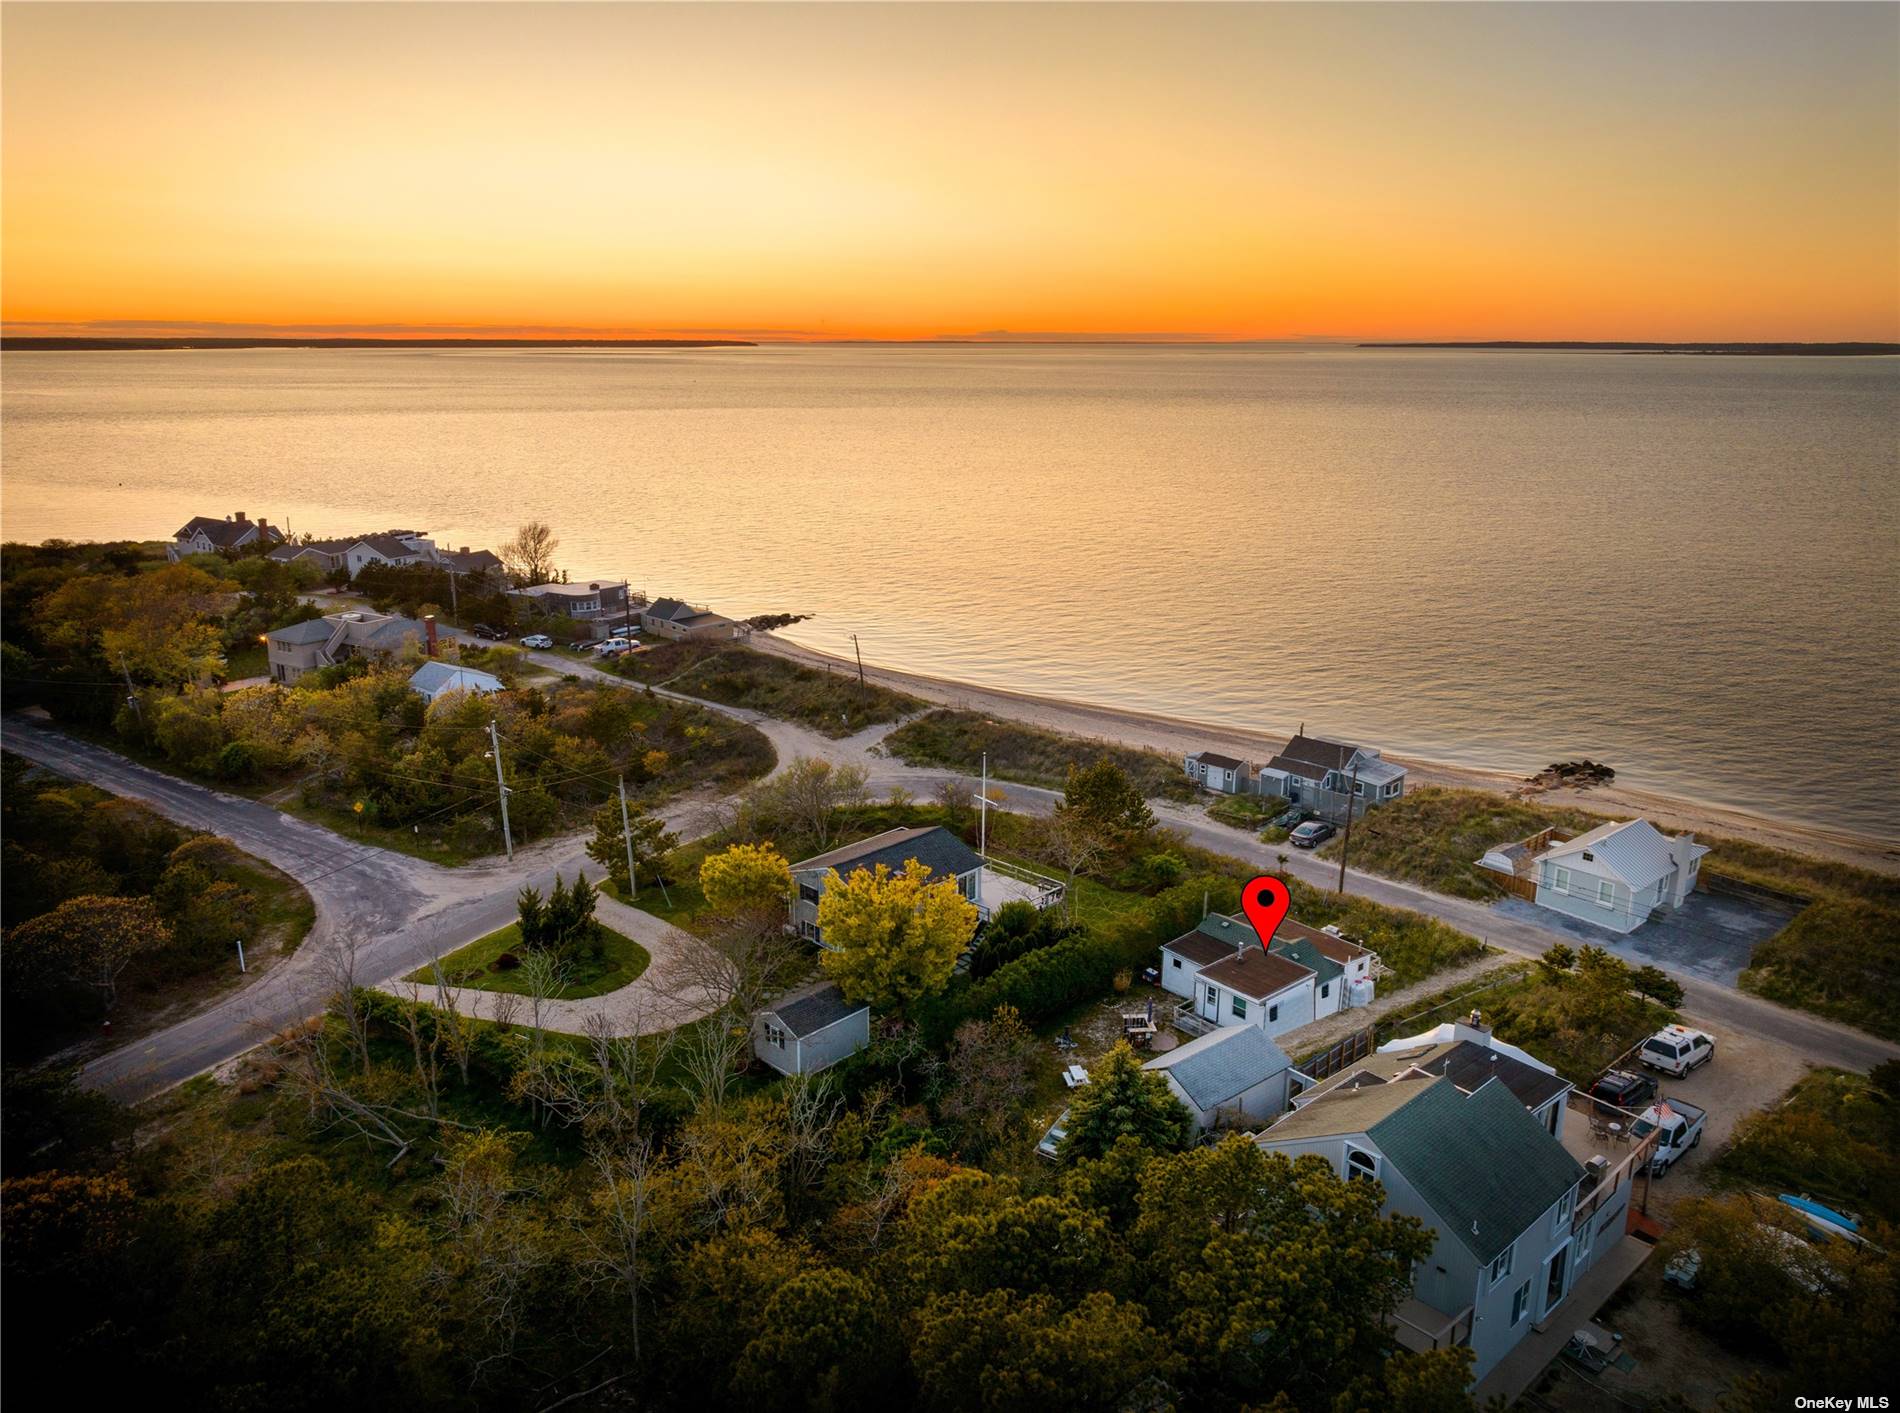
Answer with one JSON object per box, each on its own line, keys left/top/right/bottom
{"left": 3, "top": 345, "right": 1896, "bottom": 838}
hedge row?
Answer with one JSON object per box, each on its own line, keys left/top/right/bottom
{"left": 921, "top": 873, "right": 1245, "bottom": 1044}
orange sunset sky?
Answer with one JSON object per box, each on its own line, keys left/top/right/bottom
{"left": 3, "top": 2, "right": 1896, "bottom": 342}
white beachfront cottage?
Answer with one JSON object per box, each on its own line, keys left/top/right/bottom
{"left": 1158, "top": 913, "right": 1377, "bottom": 1040}
{"left": 1528, "top": 819, "right": 1708, "bottom": 935}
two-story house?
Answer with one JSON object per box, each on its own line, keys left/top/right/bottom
{"left": 1528, "top": 819, "right": 1709, "bottom": 935}
{"left": 265, "top": 610, "right": 428, "bottom": 684}
{"left": 1255, "top": 732, "right": 1407, "bottom": 823}
{"left": 168, "top": 511, "right": 285, "bottom": 561}
{"left": 509, "top": 580, "right": 634, "bottom": 635}
{"left": 787, "top": 825, "right": 1061, "bottom": 945}
{"left": 1184, "top": 750, "right": 1251, "bottom": 795}
{"left": 1258, "top": 1036, "right": 1655, "bottom": 1385}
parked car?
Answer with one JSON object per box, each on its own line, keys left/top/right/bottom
{"left": 471, "top": 623, "right": 507, "bottom": 641}
{"left": 1633, "top": 1097, "right": 1706, "bottom": 1175}
{"left": 1271, "top": 806, "right": 1306, "bottom": 830}
{"left": 592, "top": 637, "right": 633, "bottom": 656}
{"left": 1588, "top": 1069, "right": 1658, "bottom": 1112}
{"left": 519, "top": 634, "right": 553, "bottom": 649}
{"left": 1639, "top": 1025, "right": 1715, "bottom": 1077}
{"left": 1290, "top": 820, "right": 1336, "bottom": 849}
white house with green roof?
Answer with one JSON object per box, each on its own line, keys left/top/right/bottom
{"left": 1257, "top": 1040, "right": 1644, "bottom": 1384}
{"left": 1159, "top": 913, "right": 1376, "bottom": 1038}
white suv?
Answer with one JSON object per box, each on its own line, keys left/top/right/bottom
{"left": 592, "top": 637, "right": 632, "bottom": 656}
{"left": 1638, "top": 1025, "right": 1715, "bottom": 1077}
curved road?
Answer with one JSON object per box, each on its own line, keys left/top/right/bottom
{"left": 7, "top": 660, "right": 1892, "bottom": 1100}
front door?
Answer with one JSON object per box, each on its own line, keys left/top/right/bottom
{"left": 1201, "top": 984, "right": 1220, "bottom": 1022}
{"left": 1541, "top": 1243, "right": 1570, "bottom": 1319}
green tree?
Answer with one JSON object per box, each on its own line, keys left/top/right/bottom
{"left": 1631, "top": 963, "right": 1685, "bottom": 1008}
{"left": 910, "top": 1289, "right": 1173, "bottom": 1413}
{"left": 700, "top": 842, "right": 794, "bottom": 915}
{"left": 732, "top": 1266, "right": 890, "bottom": 1411}
{"left": 1058, "top": 756, "right": 1156, "bottom": 839}
{"left": 817, "top": 859, "right": 978, "bottom": 1013}
{"left": 585, "top": 800, "right": 679, "bottom": 892}
{"left": 6, "top": 895, "right": 171, "bottom": 1011}
{"left": 1060, "top": 1041, "right": 1195, "bottom": 1162}
{"left": 896, "top": 1170, "right": 1119, "bottom": 1299}
{"left": 1538, "top": 942, "right": 1577, "bottom": 979}
{"left": 1133, "top": 1136, "right": 1434, "bottom": 1405}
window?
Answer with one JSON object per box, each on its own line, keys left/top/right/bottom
{"left": 798, "top": 883, "right": 821, "bottom": 904}
{"left": 1268, "top": 1004, "right": 1280, "bottom": 1023}
{"left": 764, "top": 1024, "right": 786, "bottom": 1049}
{"left": 1491, "top": 1244, "right": 1515, "bottom": 1284}
{"left": 1346, "top": 1146, "right": 1378, "bottom": 1183}
{"left": 1581, "top": 850, "right": 1595, "bottom": 862}
{"left": 1171, "top": 957, "right": 1182, "bottom": 970}
{"left": 1321, "top": 982, "right": 1331, "bottom": 999}
{"left": 1555, "top": 1186, "right": 1575, "bottom": 1234}
{"left": 1598, "top": 879, "right": 1615, "bottom": 908}
{"left": 1231, "top": 996, "right": 1248, "bottom": 1019}
{"left": 1511, "top": 1281, "right": 1531, "bottom": 1325}
{"left": 1553, "top": 865, "right": 1571, "bottom": 893}
{"left": 1353, "top": 781, "right": 1365, "bottom": 796}
{"left": 1384, "top": 782, "right": 1400, "bottom": 798}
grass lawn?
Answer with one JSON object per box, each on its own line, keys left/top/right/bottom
{"left": 221, "top": 640, "right": 268, "bottom": 680}
{"left": 599, "top": 856, "right": 710, "bottom": 931}
{"left": 406, "top": 922, "right": 651, "bottom": 999}
{"left": 881, "top": 709, "right": 1198, "bottom": 801}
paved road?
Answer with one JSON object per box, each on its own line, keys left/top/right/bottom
{"left": 10, "top": 661, "right": 1894, "bottom": 1099}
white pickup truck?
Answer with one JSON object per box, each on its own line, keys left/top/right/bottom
{"left": 1633, "top": 1097, "right": 1706, "bottom": 1175}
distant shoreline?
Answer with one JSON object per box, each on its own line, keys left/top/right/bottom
{"left": 1357, "top": 340, "right": 1900, "bottom": 356}
{"left": 0, "top": 337, "right": 757, "bottom": 352}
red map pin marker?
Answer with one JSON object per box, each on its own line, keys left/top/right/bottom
{"left": 1241, "top": 874, "right": 1292, "bottom": 953}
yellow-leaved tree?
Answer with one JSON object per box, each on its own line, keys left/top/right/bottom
{"left": 700, "top": 842, "right": 794, "bottom": 915}
{"left": 815, "top": 859, "right": 978, "bottom": 1014}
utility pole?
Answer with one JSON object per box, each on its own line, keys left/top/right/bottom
{"left": 446, "top": 565, "right": 459, "bottom": 621}
{"left": 618, "top": 775, "right": 638, "bottom": 902}
{"left": 117, "top": 652, "right": 143, "bottom": 729}
{"left": 850, "top": 633, "right": 866, "bottom": 695}
{"left": 977, "top": 751, "right": 990, "bottom": 912}
{"left": 488, "top": 720, "right": 514, "bottom": 860}
{"left": 1335, "top": 761, "right": 1360, "bottom": 894}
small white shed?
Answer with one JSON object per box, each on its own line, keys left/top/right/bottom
{"left": 753, "top": 981, "right": 871, "bottom": 1077}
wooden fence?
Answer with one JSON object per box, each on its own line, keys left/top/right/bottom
{"left": 1295, "top": 1025, "right": 1376, "bottom": 1082}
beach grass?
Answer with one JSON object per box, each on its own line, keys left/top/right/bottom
{"left": 610, "top": 640, "right": 923, "bottom": 737}
{"left": 881, "top": 708, "right": 1198, "bottom": 801}
{"left": 406, "top": 922, "right": 651, "bottom": 999}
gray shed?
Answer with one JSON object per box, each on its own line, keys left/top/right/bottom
{"left": 1144, "top": 1024, "right": 1294, "bottom": 1129}
{"left": 754, "top": 981, "right": 871, "bottom": 1076}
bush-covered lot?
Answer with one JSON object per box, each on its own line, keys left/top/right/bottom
{"left": 610, "top": 639, "right": 924, "bottom": 737}
{"left": 882, "top": 709, "right": 1198, "bottom": 800}
{"left": 1, "top": 753, "right": 316, "bottom": 1061}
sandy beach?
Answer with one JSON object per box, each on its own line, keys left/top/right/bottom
{"left": 754, "top": 633, "right": 1900, "bottom": 876}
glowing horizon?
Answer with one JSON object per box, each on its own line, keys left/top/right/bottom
{"left": 4, "top": 2, "right": 1896, "bottom": 343}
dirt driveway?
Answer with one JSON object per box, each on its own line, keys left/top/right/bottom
{"left": 1525, "top": 1015, "right": 1817, "bottom": 1409}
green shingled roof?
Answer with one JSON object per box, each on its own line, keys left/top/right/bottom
{"left": 1270, "top": 935, "right": 1344, "bottom": 985}
{"left": 1367, "top": 1077, "right": 1585, "bottom": 1264}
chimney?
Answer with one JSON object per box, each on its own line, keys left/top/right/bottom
{"left": 233, "top": 510, "right": 247, "bottom": 524}
{"left": 424, "top": 615, "right": 438, "bottom": 656}
{"left": 461, "top": 545, "right": 470, "bottom": 555}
